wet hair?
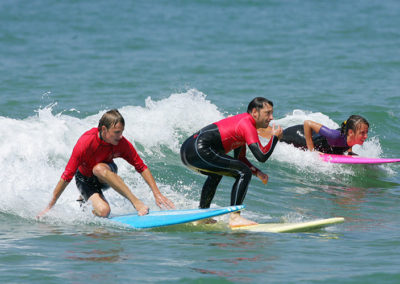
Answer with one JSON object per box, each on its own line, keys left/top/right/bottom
{"left": 340, "top": 115, "right": 369, "bottom": 136}
{"left": 98, "top": 109, "right": 125, "bottom": 130}
{"left": 247, "top": 97, "right": 273, "bottom": 113}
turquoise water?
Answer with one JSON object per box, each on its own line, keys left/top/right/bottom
{"left": 1, "top": 0, "right": 400, "bottom": 283}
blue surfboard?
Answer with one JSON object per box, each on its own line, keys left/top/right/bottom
{"left": 110, "top": 205, "right": 245, "bottom": 229}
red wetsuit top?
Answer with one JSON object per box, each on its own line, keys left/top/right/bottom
{"left": 214, "top": 113, "right": 278, "bottom": 174}
{"left": 61, "top": 128, "right": 147, "bottom": 182}
{"left": 214, "top": 112, "right": 276, "bottom": 153}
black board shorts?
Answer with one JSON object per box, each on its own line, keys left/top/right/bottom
{"left": 75, "top": 161, "right": 118, "bottom": 201}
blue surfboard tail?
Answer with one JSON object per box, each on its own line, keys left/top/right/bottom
{"left": 110, "top": 205, "right": 245, "bottom": 229}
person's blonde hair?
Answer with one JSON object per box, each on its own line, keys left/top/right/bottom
{"left": 98, "top": 109, "right": 125, "bottom": 130}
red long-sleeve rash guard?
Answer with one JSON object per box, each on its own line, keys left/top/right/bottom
{"left": 61, "top": 128, "right": 147, "bottom": 182}
{"left": 214, "top": 113, "right": 277, "bottom": 174}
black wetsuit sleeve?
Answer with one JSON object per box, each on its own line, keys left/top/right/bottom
{"left": 234, "top": 146, "right": 261, "bottom": 175}
{"left": 248, "top": 136, "right": 279, "bottom": 162}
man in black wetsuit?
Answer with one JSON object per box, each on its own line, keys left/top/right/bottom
{"left": 180, "top": 97, "right": 283, "bottom": 227}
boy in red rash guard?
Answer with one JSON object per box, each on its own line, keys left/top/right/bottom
{"left": 38, "top": 109, "right": 174, "bottom": 218}
{"left": 180, "top": 97, "right": 283, "bottom": 227}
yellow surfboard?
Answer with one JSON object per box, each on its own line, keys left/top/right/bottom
{"left": 231, "top": 217, "right": 345, "bottom": 233}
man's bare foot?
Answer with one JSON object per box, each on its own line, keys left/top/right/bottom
{"left": 229, "top": 212, "right": 257, "bottom": 227}
{"left": 193, "top": 218, "right": 217, "bottom": 225}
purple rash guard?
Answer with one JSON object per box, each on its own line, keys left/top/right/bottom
{"left": 319, "top": 126, "right": 348, "bottom": 147}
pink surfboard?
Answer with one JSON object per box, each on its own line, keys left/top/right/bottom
{"left": 320, "top": 154, "right": 400, "bottom": 165}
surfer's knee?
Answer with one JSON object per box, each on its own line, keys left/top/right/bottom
{"left": 92, "top": 163, "right": 112, "bottom": 179}
{"left": 89, "top": 193, "right": 111, "bottom": 217}
{"left": 93, "top": 203, "right": 111, "bottom": 218}
{"left": 241, "top": 166, "right": 252, "bottom": 182}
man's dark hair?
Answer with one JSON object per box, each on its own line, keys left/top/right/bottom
{"left": 247, "top": 97, "right": 273, "bottom": 113}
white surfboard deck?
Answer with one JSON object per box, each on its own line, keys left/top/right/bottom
{"left": 231, "top": 217, "right": 345, "bottom": 233}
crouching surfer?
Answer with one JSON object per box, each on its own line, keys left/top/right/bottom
{"left": 180, "top": 97, "right": 282, "bottom": 227}
{"left": 37, "top": 109, "right": 174, "bottom": 219}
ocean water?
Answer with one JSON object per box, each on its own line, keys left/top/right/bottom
{"left": 1, "top": 0, "right": 400, "bottom": 283}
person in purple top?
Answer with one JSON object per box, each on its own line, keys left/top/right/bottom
{"left": 278, "top": 115, "right": 369, "bottom": 155}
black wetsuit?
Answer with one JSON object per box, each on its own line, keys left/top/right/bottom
{"left": 180, "top": 113, "right": 278, "bottom": 208}
{"left": 281, "top": 125, "right": 350, "bottom": 154}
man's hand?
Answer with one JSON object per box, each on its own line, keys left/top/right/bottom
{"left": 154, "top": 193, "right": 175, "bottom": 209}
{"left": 36, "top": 207, "right": 50, "bottom": 220}
{"left": 271, "top": 124, "right": 283, "bottom": 140}
{"left": 256, "top": 170, "right": 269, "bottom": 185}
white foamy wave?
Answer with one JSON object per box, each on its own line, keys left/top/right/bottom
{"left": 271, "top": 143, "right": 355, "bottom": 176}
{"left": 273, "top": 109, "right": 339, "bottom": 129}
{"left": 0, "top": 90, "right": 221, "bottom": 222}
{"left": 351, "top": 136, "right": 382, "bottom": 158}
{"left": 0, "top": 104, "right": 86, "bottom": 221}
{"left": 120, "top": 88, "right": 224, "bottom": 153}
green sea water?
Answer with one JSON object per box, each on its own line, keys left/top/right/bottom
{"left": 1, "top": 0, "right": 400, "bottom": 283}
